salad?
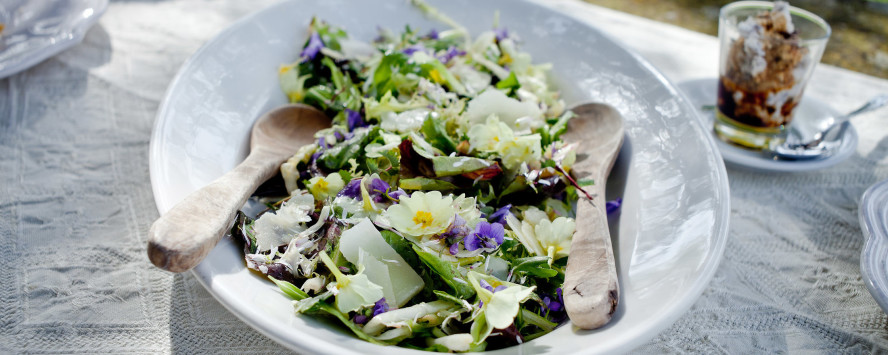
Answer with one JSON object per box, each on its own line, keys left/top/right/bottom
{"left": 232, "top": 4, "right": 617, "bottom": 352}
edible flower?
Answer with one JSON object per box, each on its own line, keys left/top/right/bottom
{"left": 506, "top": 207, "right": 575, "bottom": 265}
{"left": 318, "top": 250, "right": 384, "bottom": 314}
{"left": 346, "top": 109, "right": 367, "bottom": 132}
{"left": 467, "top": 272, "right": 535, "bottom": 344}
{"left": 307, "top": 173, "right": 345, "bottom": 201}
{"left": 464, "top": 221, "right": 505, "bottom": 252}
{"left": 606, "top": 198, "right": 622, "bottom": 215}
{"left": 300, "top": 32, "right": 324, "bottom": 61}
{"left": 385, "top": 191, "right": 455, "bottom": 237}
{"left": 485, "top": 204, "right": 512, "bottom": 226}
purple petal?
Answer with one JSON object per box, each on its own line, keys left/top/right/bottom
{"left": 401, "top": 43, "right": 427, "bottom": 56}
{"left": 449, "top": 242, "right": 460, "bottom": 255}
{"left": 493, "top": 285, "right": 507, "bottom": 293}
{"left": 333, "top": 131, "right": 344, "bottom": 141}
{"left": 437, "top": 46, "right": 466, "bottom": 64}
{"left": 353, "top": 314, "right": 369, "bottom": 324}
{"left": 478, "top": 279, "right": 494, "bottom": 292}
{"left": 464, "top": 232, "right": 481, "bottom": 251}
{"left": 346, "top": 109, "right": 366, "bottom": 132}
{"left": 387, "top": 188, "right": 406, "bottom": 201}
{"left": 494, "top": 27, "right": 509, "bottom": 41}
{"left": 486, "top": 204, "right": 512, "bottom": 225}
{"left": 338, "top": 178, "right": 362, "bottom": 198}
{"left": 300, "top": 32, "right": 324, "bottom": 61}
{"left": 606, "top": 198, "right": 622, "bottom": 215}
{"left": 425, "top": 29, "right": 439, "bottom": 39}
{"left": 372, "top": 298, "right": 389, "bottom": 316}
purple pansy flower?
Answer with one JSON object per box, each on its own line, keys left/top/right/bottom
{"left": 346, "top": 109, "right": 367, "bottom": 132}
{"left": 368, "top": 178, "right": 390, "bottom": 202}
{"left": 371, "top": 298, "right": 389, "bottom": 316}
{"left": 337, "top": 177, "right": 393, "bottom": 203}
{"left": 606, "top": 198, "right": 622, "bottom": 215}
{"left": 464, "top": 221, "right": 505, "bottom": 252}
{"left": 424, "top": 29, "right": 439, "bottom": 40}
{"left": 485, "top": 204, "right": 512, "bottom": 226}
{"left": 387, "top": 188, "right": 407, "bottom": 201}
{"left": 542, "top": 288, "right": 566, "bottom": 322}
{"left": 300, "top": 32, "right": 324, "bottom": 61}
{"left": 339, "top": 178, "right": 362, "bottom": 199}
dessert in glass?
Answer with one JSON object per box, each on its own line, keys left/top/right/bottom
{"left": 715, "top": 1, "right": 830, "bottom": 149}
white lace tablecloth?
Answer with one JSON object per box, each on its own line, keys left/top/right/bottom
{"left": 1, "top": 0, "right": 886, "bottom": 353}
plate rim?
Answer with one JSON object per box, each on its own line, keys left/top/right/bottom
{"left": 148, "top": 1, "right": 732, "bottom": 353}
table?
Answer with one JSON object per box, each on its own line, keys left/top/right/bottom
{"left": 1, "top": 0, "right": 886, "bottom": 353}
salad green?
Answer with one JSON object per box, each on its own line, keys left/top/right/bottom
{"left": 233, "top": 4, "right": 619, "bottom": 352}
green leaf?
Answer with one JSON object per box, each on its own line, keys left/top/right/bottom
{"left": 431, "top": 156, "right": 495, "bottom": 177}
{"left": 399, "top": 177, "right": 457, "bottom": 191}
{"left": 420, "top": 115, "right": 457, "bottom": 154}
{"left": 309, "top": 302, "right": 390, "bottom": 345}
{"left": 548, "top": 110, "right": 575, "bottom": 142}
{"left": 577, "top": 178, "right": 595, "bottom": 187}
{"left": 495, "top": 71, "right": 520, "bottom": 95}
{"left": 269, "top": 277, "right": 309, "bottom": 300}
{"left": 319, "top": 127, "right": 380, "bottom": 171}
{"left": 379, "top": 230, "right": 420, "bottom": 267}
{"left": 412, "top": 245, "right": 475, "bottom": 299}
{"left": 511, "top": 256, "right": 558, "bottom": 278}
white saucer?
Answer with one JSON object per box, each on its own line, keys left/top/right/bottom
{"left": 677, "top": 78, "right": 858, "bottom": 173}
{"left": 0, "top": 0, "right": 108, "bottom": 79}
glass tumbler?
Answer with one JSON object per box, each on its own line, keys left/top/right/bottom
{"left": 714, "top": 1, "right": 830, "bottom": 149}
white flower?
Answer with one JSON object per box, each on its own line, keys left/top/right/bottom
{"left": 306, "top": 173, "right": 344, "bottom": 201}
{"left": 500, "top": 133, "right": 542, "bottom": 170}
{"left": 453, "top": 194, "right": 483, "bottom": 227}
{"left": 505, "top": 207, "right": 576, "bottom": 264}
{"left": 380, "top": 109, "right": 432, "bottom": 133}
{"left": 535, "top": 217, "right": 575, "bottom": 261}
{"left": 318, "top": 250, "right": 384, "bottom": 314}
{"left": 251, "top": 190, "right": 314, "bottom": 252}
{"left": 385, "top": 191, "right": 455, "bottom": 237}
{"left": 467, "top": 115, "right": 514, "bottom": 153}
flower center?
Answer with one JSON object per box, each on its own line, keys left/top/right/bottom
{"left": 412, "top": 211, "right": 434, "bottom": 228}
{"left": 316, "top": 178, "right": 329, "bottom": 190}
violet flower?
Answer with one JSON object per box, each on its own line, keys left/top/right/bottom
{"left": 542, "top": 288, "right": 566, "bottom": 322}
{"left": 371, "top": 298, "right": 389, "bottom": 316}
{"left": 338, "top": 178, "right": 362, "bottom": 199}
{"left": 346, "top": 109, "right": 367, "bottom": 132}
{"left": 485, "top": 204, "right": 512, "bottom": 226}
{"left": 424, "top": 29, "right": 439, "bottom": 40}
{"left": 353, "top": 314, "right": 369, "bottom": 324}
{"left": 464, "top": 221, "right": 505, "bottom": 252}
{"left": 387, "top": 188, "right": 407, "bottom": 201}
{"left": 368, "top": 178, "right": 390, "bottom": 202}
{"left": 606, "top": 198, "right": 622, "bottom": 215}
{"left": 300, "top": 32, "right": 324, "bottom": 61}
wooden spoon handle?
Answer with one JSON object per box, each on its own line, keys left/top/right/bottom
{"left": 563, "top": 193, "right": 620, "bottom": 329}
{"left": 148, "top": 149, "right": 282, "bottom": 272}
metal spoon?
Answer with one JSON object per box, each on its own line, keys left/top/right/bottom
{"left": 561, "top": 103, "right": 624, "bottom": 330}
{"left": 770, "top": 94, "right": 888, "bottom": 160}
{"left": 147, "top": 104, "right": 330, "bottom": 272}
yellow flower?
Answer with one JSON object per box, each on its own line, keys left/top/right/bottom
{"left": 307, "top": 173, "right": 344, "bottom": 201}
{"left": 385, "top": 191, "right": 455, "bottom": 237}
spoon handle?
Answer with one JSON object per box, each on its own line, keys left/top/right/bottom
{"left": 562, "top": 187, "right": 620, "bottom": 329}
{"left": 807, "top": 94, "right": 888, "bottom": 148}
{"left": 148, "top": 149, "right": 283, "bottom": 272}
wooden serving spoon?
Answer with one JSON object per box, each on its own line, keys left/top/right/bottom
{"left": 148, "top": 104, "right": 329, "bottom": 272}
{"left": 561, "top": 103, "right": 625, "bottom": 330}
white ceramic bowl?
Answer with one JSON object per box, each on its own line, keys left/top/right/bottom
{"left": 149, "top": 0, "right": 731, "bottom": 353}
{"left": 860, "top": 179, "right": 888, "bottom": 313}
{"left": 0, "top": 0, "right": 108, "bottom": 78}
